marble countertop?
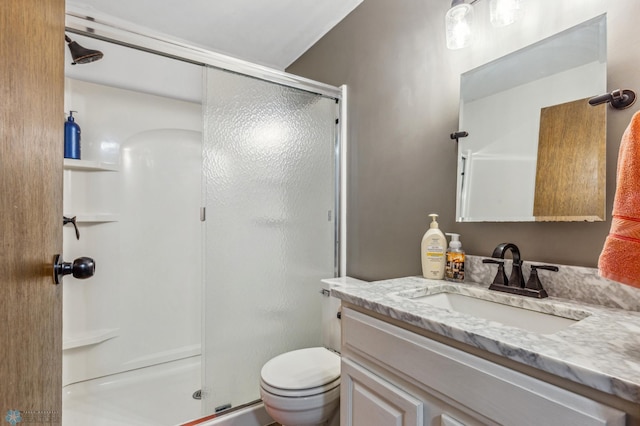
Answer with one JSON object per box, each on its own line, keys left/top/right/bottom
{"left": 328, "top": 276, "right": 640, "bottom": 404}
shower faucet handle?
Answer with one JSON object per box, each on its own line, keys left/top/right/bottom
{"left": 63, "top": 215, "right": 80, "bottom": 240}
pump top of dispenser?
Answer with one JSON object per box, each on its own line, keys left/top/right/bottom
{"left": 428, "top": 213, "right": 440, "bottom": 229}
{"left": 446, "top": 233, "right": 462, "bottom": 250}
{"left": 67, "top": 111, "right": 77, "bottom": 122}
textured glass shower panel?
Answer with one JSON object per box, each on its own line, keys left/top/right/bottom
{"left": 202, "top": 66, "right": 337, "bottom": 412}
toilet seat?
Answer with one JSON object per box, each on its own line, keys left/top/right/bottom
{"left": 261, "top": 376, "right": 340, "bottom": 398}
{"left": 260, "top": 347, "right": 340, "bottom": 398}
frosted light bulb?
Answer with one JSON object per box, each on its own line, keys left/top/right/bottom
{"left": 490, "top": 0, "right": 523, "bottom": 28}
{"left": 446, "top": 2, "right": 474, "bottom": 50}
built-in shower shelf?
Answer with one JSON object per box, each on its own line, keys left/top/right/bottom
{"left": 63, "top": 328, "right": 120, "bottom": 350}
{"left": 64, "top": 213, "right": 120, "bottom": 223}
{"left": 64, "top": 159, "right": 119, "bottom": 172}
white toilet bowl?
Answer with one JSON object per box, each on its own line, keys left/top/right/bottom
{"left": 260, "top": 278, "right": 369, "bottom": 425}
{"left": 260, "top": 347, "right": 341, "bottom": 426}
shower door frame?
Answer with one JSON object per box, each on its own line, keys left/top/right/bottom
{"left": 64, "top": 9, "right": 346, "bottom": 277}
{"left": 63, "top": 8, "right": 347, "bottom": 420}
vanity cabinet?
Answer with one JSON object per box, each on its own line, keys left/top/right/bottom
{"left": 340, "top": 307, "right": 626, "bottom": 426}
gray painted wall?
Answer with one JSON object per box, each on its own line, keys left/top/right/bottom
{"left": 287, "top": 0, "right": 640, "bottom": 281}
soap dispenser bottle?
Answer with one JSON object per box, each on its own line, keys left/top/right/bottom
{"left": 64, "top": 111, "right": 81, "bottom": 159}
{"left": 421, "top": 213, "right": 447, "bottom": 280}
{"left": 445, "top": 233, "right": 465, "bottom": 282}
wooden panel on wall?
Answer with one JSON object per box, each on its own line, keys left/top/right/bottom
{"left": 533, "top": 98, "right": 606, "bottom": 221}
{"left": 0, "top": 0, "right": 65, "bottom": 424}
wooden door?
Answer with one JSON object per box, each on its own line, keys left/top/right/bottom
{"left": 1, "top": 0, "right": 65, "bottom": 424}
{"left": 533, "top": 98, "right": 606, "bottom": 221}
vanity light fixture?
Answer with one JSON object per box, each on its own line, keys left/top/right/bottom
{"left": 445, "top": 0, "right": 474, "bottom": 50}
{"left": 445, "top": 0, "right": 524, "bottom": 50}
{"left": 490, "top": 0, "right": 523, "bottom": 27}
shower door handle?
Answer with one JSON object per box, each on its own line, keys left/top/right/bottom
{"left": 52, "top": 254, "right": 95, "bottom": 285}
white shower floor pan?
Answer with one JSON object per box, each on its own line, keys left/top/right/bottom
{"left": 63, "top": 356, "right": 202, "bottom": 426}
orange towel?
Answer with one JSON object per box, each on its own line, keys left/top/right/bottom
{"left": 598, "top": 110, "right": 640, "bottom": 288}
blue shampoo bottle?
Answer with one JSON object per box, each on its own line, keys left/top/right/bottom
{"left": 64, "top": 111, "right": 81, "bottom": 159}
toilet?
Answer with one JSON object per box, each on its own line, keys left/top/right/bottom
{"left": 259, "top": 278, "right": 347, "bottom": 426}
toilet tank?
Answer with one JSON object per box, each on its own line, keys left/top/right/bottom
{"left": 320, "top": 277, "right": 367, "bottom": 352}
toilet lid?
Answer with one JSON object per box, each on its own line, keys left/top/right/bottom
{"left": 261, "top": 347, "right": 340, "bottom": 390}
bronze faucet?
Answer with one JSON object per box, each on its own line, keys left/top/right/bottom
{"left": 491, "top": 243, "right": 525, "bottom": 288}
{"left": 482, "top": 243, "right": 558, "bottom": 299}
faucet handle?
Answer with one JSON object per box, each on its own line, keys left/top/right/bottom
{"left": 482, "top": 259, "right": 508, "bottom": 286}
{"left": 525, "top": 264, "right": 559, "bottom": 294}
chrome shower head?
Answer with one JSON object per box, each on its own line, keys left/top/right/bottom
{"left": 65, "top": 35, "right": 103, "bottom": 65}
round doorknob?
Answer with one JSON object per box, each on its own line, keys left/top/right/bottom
{"left": 53, "top": 254, "right": 95, "bottom": 285}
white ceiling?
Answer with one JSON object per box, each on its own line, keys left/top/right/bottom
{"left": 67, "top": 0, "right": 363, "bottom": 70}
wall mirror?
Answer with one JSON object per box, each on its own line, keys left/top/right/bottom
{"left": 455, "top": 15, "right": 607, "bottom": 222}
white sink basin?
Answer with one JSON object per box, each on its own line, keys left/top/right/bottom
{"left": 410, "top": 292, "right": 586, "bottom": 334}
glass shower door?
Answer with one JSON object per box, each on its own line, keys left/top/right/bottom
{"left": 202, "top": 66, "right": 339, "bottom": 413}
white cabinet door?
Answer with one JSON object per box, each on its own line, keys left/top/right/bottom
{"left": 341, "top": 358, "right": 423, "bottom": 426}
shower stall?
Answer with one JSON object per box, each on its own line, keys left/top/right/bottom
{"left": 61, "top": 14, "right": 344, "bottom": 426}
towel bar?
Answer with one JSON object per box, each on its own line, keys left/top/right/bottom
{"left": 589, "top": 89, "right": 636, "bottom": 110}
